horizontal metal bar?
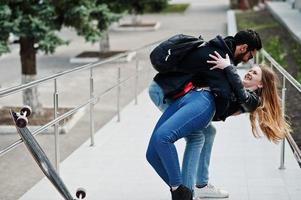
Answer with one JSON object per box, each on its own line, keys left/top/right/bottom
{"left": 286, "top": 133, "right": 301, "bottom": 163}
{"left": 34, "top": 100, "right": 93, "bottom": 135}
{"left": 0, "top": 137, "right": 23, "bottom": 158}
{"left": 0, "top": 65, "right": 147, "bottom": 158}
{"left": 0, "top": 98, "right": 95, "bottom": 157}
{"left": 0, "top": 62, "right": 91, "bottom": 98}
{"left": 0, "top": 35, "right": 158, "bottom": 157}
{"left": 261, "top": 49, "right": 301, "bottom": 164}
{"left": 0, "top": 54, "right": 126, "bottom": 98}
{"left": 92, "top": 68, "right": 141, "bottom": 103}
{"left": 261, "top": 49, "right": 301, "bottom": 92}
{"left": 0, "top": 38, "right": 163, "bottom": 98}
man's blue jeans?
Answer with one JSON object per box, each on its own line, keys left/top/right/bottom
{"left": 148, "top": 81, "right": 216, "bottom": 190}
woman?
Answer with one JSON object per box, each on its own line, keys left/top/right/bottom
{"left": 208, "top": 52, "right": 291, "bottom": 143}
{"left": 146, "top": 52, "right": 291, "bottom": 200}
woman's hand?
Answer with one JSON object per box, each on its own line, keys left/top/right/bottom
{"left": 207, "top": 51, "right": 231, "bottom": 70}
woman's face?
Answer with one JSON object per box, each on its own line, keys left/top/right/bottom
{"left": 242, "top": 66, "right": 263, "bottom": 90}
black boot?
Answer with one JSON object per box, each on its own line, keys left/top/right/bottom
{"left": 171, "top": 185, "right": 193, "bottom": 200}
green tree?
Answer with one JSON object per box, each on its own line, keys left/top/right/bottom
{"left": 0, "top": 0, "right": 117, "bottom": 114}
{"left": 94, "top": 0, "right": 169, "bottom": 52}
{"left": 147, "top": 0, "right": 169, "bottom": 12}
{"left": 118, "top": 0, "right": 169, "bottom": 24}
{"left": 96, "top": 0, "right": 126, "bottom": 52}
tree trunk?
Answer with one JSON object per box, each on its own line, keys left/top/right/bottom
{"left": 99, "top": 30, "right": 110, "bottom": 53}
{"left": 20, "top": 37, "right": 43, "bottom": 115}
{"left": 238, "top": 0, "right": 250, "bottom": 10}
{"left": 131, "top": 14, "right": 141, "bottom": 25}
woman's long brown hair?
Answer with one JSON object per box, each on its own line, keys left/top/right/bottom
{"left": 249, "top": 65, "right": 291, "bottom": 143}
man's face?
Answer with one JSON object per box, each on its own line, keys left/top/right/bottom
{"left": 234, "top": 44, "right": 257, "bottom": 64}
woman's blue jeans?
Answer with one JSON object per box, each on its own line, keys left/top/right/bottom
{"left": 146, "top": 81, "right": 216, "bottom": 187}
{"left": 148, "top": 81, "right": 216, "bottom": 190}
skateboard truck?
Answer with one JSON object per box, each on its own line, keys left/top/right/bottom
{"left": 16, "top": 106, "right": 32, "bottom": 128}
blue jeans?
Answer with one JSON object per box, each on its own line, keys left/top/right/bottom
{"left": 148, "top": 81, "right": 216, "bottom": 190}
{"left": 146, "top": 82, "right": 215, "bottom": 187}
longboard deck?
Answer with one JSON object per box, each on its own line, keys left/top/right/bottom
{"left": 10, "top": 110, "right": 75, "bottom": 200}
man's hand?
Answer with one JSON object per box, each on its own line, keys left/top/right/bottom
{"left": 207, "top": 51, "right": 231, "bottom": 70}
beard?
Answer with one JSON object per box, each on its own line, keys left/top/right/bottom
{"left": 233, "top": 51, "right": 249, "bottom": 65}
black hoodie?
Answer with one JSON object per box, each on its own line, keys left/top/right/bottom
{"left": 154, "top": 35, "right": 260, "bottom": 121}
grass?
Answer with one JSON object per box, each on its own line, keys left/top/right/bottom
{"left": 265, "top": 36, "right": 287, "bottom": 67}
{"left": 236, "top": 10, "right": 301, "bottom": 83}
{"left": 161, "top": 3, "right": 190, "bottom": 13}
{"left": 292, "top": 41, "right": 301, "bottom": 81}
{"left": 145, "top": 3, "right": 190, "bottom": 13}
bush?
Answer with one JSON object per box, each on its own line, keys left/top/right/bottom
{"left": 147, "top": 0, "right": 169, "bottom": 12}
{"left": 264, "top": 36, "right": 287, "bottom": 68}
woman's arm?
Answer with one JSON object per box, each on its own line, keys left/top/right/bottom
{"left": 207, "top": 51, "right": 261, "bottom": 112}
{"left": 223, "top": 65, "right": 261, "bottom": 112}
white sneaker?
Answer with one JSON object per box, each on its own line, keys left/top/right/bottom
{"left": 194, "top": 183, "right": 229, "bottom": 199}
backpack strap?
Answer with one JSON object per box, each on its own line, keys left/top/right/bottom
{"left": 170, "top": 38, "right": 205, "bottom": 51}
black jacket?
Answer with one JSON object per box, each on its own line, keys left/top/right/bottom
{"left": 154, "top": 35, "right": 260, "bottom": 121}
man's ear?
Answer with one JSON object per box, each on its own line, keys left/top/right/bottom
{"left": 240, "top": 44, "right": 248, "bottom": 53}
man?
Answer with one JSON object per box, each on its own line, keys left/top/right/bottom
{"left": 148, "top": 29, "right": 262, "bottom": 199}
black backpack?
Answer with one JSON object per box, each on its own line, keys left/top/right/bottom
{"left": 150, "top": 34, "right": 205, "bottom": 73}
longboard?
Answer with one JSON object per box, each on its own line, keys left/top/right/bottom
{"left": 10, "top": 109, "right": 86, "bottom": 200}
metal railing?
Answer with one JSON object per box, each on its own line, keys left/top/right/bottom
{"left": 227, "top": 8, "right": 301, "bottom": 169}
{"left": 256, "top": 49, "right": 301, "bottom": 168}
{"left": 0, "top": 40, "right": 159, "bottom": 171}
{"left": 2, "top": 37, "right": 301, "bottom": 174}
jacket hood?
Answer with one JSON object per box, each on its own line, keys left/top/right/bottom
{"left": 208, "top": 35, "right": 235, "bottom": 63}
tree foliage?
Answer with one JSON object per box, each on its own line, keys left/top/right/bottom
{"left": 0, "top": 0, "right": 120, "bottom": 55}
{"left": 147, "top": 0, "right": 169, "bottom": 12}
{"left": 104, "top": 0, "right": 169, "bottom": 15}
{"left": 0, "top": 0, "right": 122, "bottom": 112}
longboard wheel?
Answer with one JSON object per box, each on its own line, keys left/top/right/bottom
{"left": 76, "top": 188, "right": 86, "bottom": 199}
{"left": 16, "top": 116, "right": 28, "bottom": 128}
{"left": 20, "top": 106, "right": 32, "bottom": 117}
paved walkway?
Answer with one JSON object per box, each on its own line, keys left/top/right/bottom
{"left": 2, "top": 0, "right": 301, "bottom": 200}
{"left": 19, "top": 79, "right": 301, "bottom": 200}
{"left": 267, "top": 1, "right": 301, "bottom": 44}
{"left": 1, "top": 1, "right": 231, "bottom": 199}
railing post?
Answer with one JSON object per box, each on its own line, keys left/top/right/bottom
{"left": 53, "top": 79, "right": 60, "bottom": 173}
{"left": 89, "top": 68, "right": 95, "bottom": 146}
{"left": 270, "top": 62, "right": 274, "bottom": 70}
{"left": 255, "top": 51, "right": 259, "bottom": 64}
{"left": 279, "top": 76, "right": 286, "bottom": 170}
{"left": 117, "top": 67, "right": 121, "bottom": 122}
{"left": 134, "top": 57, "right": 139, "bottom": 105}
{"left": 261, "top": 51, "right": 265, "bottom": 64}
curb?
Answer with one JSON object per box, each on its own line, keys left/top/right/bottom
{"left": 69, "top": 51, "right": 137, "bottom": 64}
{"left": 227, "top": 10, "right": 237, "bottom": 36}
{"left": 266, "top": 1, "right": 301, "bottom": 46}
{"left": 111, "top": 22, "right": 161, "bottom": 32}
